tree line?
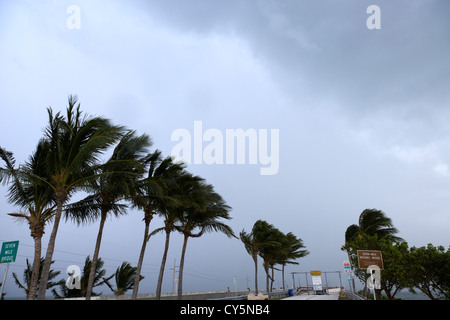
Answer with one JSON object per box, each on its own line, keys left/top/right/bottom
{"left": 9, "top": 256, "right": 140, "bottom": 299}
{"left": 0, "top": 95, "right": 235, "bottom": 300}
{"left": 342, "top": 208, "right": 449, "bottom": 300}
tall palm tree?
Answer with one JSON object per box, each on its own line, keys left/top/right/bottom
{"left": 277, "top": 232, "right": 309, "bottom": 290}
{"left": 345, "top": 208, "right": 403, "bottom": 243}
{"left": 36, "top": 96, "right": 124, "bottom": 299}
{"left": 175, "top": 182, "right": 234, "bottom": 300}
{"left": 151, "top": 162, "right": 190, "bottom": 300}
{"left": 0, "top": 145, "right": 56, "bottom": 300}
{"left": 65, "top": 131, "right": 151, "bottom": 300}
{"left": 257, "top": 223, "right": 283, "bottom": 293}
{"left": 240, "top": 220, "right": 279, "bottom": 295}
{"left": 129, "top": 150, "right": 181, "bottom": 299}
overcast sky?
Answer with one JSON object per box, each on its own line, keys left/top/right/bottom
{"left": 1, "top": 0, "right": 449, "bottom": 298}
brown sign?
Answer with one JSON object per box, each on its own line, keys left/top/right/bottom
{"left": 357, "top": 250, "right": 383, "bottom": 269}
{"left": 310, "top": 270, "right": 321, "bottom": 276}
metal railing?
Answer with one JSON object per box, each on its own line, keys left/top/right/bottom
{"left": 208, "top": 290, "right": 290, "bottom": 300}
{"left": 341, "top": 290, "right": 366, "bottom": 300}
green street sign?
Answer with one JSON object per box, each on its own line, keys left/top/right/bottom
{"left": 0, "top": 241, "right": 19, "bottom": 264}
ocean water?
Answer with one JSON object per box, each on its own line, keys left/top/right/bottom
{"left": 393, "top": 289, "right": 431, "bottom": 300}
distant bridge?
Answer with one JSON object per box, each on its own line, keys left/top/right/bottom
{"left": 291, "top": 271, "right": 346, "bottom": 294}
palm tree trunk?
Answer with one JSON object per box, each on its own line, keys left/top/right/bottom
{"left": 156, "top": 228, "right": 171, "bottom": 300}
{"left": 270, "top": 267, "right": 274, "bottom": 292}
{"left": 86, "top": 212, "right": 107, "bottom": 300}
{"left": 177, "top": 234, "right": 189, "bottom": 300}
{"left": 37, "top": 194, "right": 64, "bottom": 300}
{"left": 282, "top": 264, "right": 285, "bottom": 291}
{"left": 132, "top": 213, "right": 152, "bottom": 299}
{"left": 27, "top": 234, "right": 42, "bottom": 300}
{"left": 263, "top": 264, "right": 270, "bottom": 293}
{"left": 253, "top": 254, "right": 258, "bottom": 295}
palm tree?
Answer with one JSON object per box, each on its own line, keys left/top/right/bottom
{"left": 129, "top": 150, "right": 182, "bottom": 299}
{"left": 0, "top": 145, "right": 56, "bottom": 300}
{"left": 65, "top": 130, "right": 151, "bottom": 300}
{"left": 175, "top": 182, "right": 234, "bottom": 300}
{"left": 104, "top": 262, "right": 143, "bottom": 296}
{"left": 257, "top": 223, "right": 283, "bottom": 293}
{"left": 36, "top": 96, "right": 124, "bottom": 299}
{"left": 277, "top": 232, "right": 309, "bottom": 290}
{"left": 151, "top": 162, "right": 189, "bottom": 300}
{"left": 240, "top": 220, "right": 279, "bottom": 295}
{"left": 12, "top": 258, "right": 63, "bottom": 299}
{"left": 345, "top": 208, "right": 403, "bottom": 243}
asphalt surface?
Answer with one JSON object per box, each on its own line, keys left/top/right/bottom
{"left": 283, "top": 288, "right": 341, "bottom": 300}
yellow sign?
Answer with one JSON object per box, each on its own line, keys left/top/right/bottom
{"left": 310, "top": 270, "right": 321, "bottom": 276}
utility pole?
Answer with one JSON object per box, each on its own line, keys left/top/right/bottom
{"left": 170, "top": 259, "right": 179, "bottom": 294}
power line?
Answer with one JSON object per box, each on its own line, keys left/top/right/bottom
{"left": 0, "top": 239, "right": 162, "bottom": 272}
{"left": 1, "top": 238, "right": 238, "bottom": 290}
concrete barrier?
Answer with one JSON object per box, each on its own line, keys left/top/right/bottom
{"left": 64, "top": 290, "right": 291, "bottom": 300}
{"left": 247, "top": 293, "right": 269, "bottom": 300}
{"left": 64, "top": 290, "right": 252, "bottom": 300}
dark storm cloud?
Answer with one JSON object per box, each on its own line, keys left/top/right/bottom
{"left": 137, "top": 0, "right": 450, "bottom": 121}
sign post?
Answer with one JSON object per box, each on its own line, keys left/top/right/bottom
{"left": 357, "top": 250, "right": 383, "bottom": 300}
{"left": 343, "top": 260, "right": 353, "bottom": 291}
{"left": 0, "top": 241, "right": 20, "bottom": 298}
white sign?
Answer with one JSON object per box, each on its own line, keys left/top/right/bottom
{"left": 343, "top": 260, "right": 352, "bottom": 281}
{"left": 311, "top": 275, "right": 322, "bottom": 291}
{"left": 343, "top": 260, "right": 351, "bottom": 270}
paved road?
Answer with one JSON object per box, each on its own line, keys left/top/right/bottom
{"left": 283, "top": 288, "right": 340, "bottom": 300}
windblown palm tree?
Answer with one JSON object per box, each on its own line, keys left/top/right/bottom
{"left": 256, "top": 223, "right": 284, "bottom": 293}
{"left": 0, "top": 145, "right": 56, "bottom": 300}
{"left": 345, "top": 208, "right": 403, "bottom": 244}
{"left": 277, "top": 232, "right": 309, "bottom": 290}
{"left": 240, "top": 220, "right": 280, "bottom": 295}
{"left": 174, "top": 181, "right": 234, "bottom": 300}
{"left": 150, "top": 161, "right": 189, "bottom": 300}
{"left": 65, "top": 130, "right": 151, "bottom": 299}
{"left": 36, "top": 96, "right": 124, "bottom": 299}
{"left": 129, "top": 150, "right": 182, "bottom": 299}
